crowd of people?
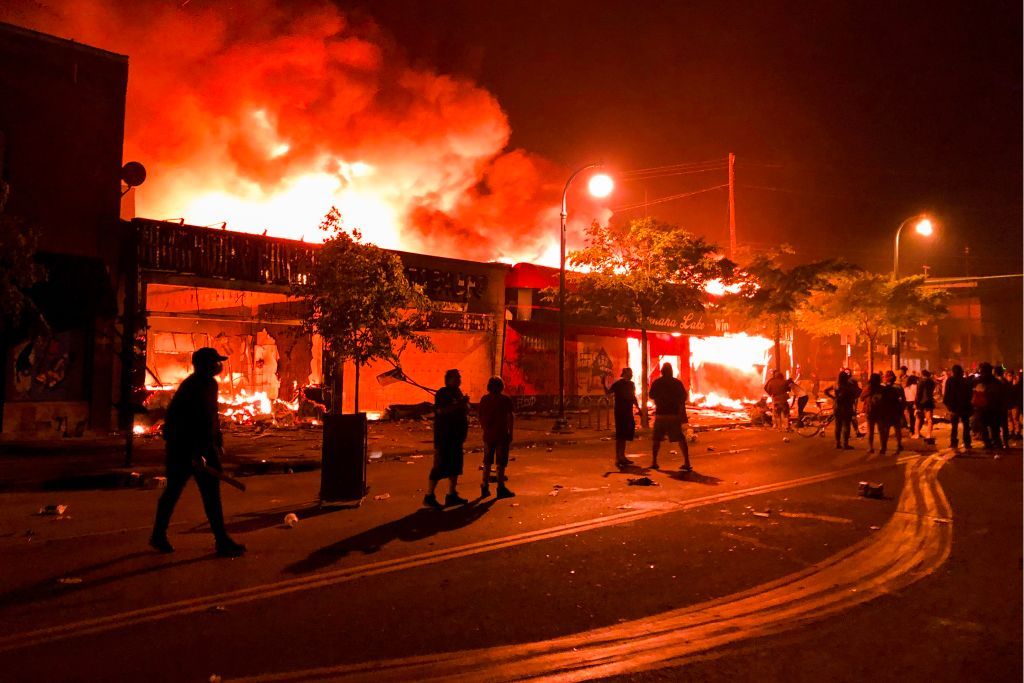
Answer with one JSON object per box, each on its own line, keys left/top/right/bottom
{"left": 814, "top": 362, "right": 1022, "bottom": 454}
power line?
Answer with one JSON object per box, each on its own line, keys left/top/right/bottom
{"left": 611, "top": 184, "right": 728, "bottom": 213}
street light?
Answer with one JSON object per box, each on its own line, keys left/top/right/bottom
{"left": 891, "top": 214, "right": 935, "bottom": 370}
{"left": 554, "top": 164, "right": 613, "bottom": 432}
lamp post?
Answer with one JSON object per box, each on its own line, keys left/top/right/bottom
{"left": 554, "top": 164, "right": 613, "bottom": 432}
{"left": 891, "top": 215, "right": 934, "bottom": 370}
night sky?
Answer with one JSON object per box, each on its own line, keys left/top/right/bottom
{"left": 349, "top": 0, "right": 1022, "bottom": 277}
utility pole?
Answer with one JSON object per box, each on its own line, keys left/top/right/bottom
{"left": 728, "top": 152, "right": 737, "bottom": 257}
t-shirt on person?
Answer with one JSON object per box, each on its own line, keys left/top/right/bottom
{"left": 649, "top": 376, "right": 687, "bottom": 416}
{"left": 478, "top": 393, "right": 514, "bottom": 444}
{"left": 608, "top": 378, "right": 637, "bottom": 412}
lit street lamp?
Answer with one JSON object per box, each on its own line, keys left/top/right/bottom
{"left": 891, "top": 215, "right": 935, "bottom": 370}
{"left": 554, "top": 164, "right": 613, "bottom": 432}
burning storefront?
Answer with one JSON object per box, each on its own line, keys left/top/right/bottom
{"left": 501, "top": 264, "right": 778, "bottom": 414}
{"left": 127, "top": 218, "right": 509, "bottom": 434}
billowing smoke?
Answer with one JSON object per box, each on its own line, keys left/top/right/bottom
{"left": 2, "top": 0, "right": 604, "bottom": 262}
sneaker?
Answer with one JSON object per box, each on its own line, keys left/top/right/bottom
{"left": 879, "top": 449, "right": 887, "bottom": 455}
{"left": 444, "top": 492, "right": 469, "bottom": 507}
{"left": 615, "top": 459, "right": 631, "bottom": 469}
{"left": 423, "top": 493, "right": 444, "bottom": 510}
{"left": 867, "top": 448, "right": 875, "bottom": 454}
{"left": 496, "top": 485, "right": 516, "bottom": 499}
{"left": 215, "top": 539, "right": 246, "bottom": 558}
{"left": 835, "top": 443, "right": 843, "bottom": 450}
{"left": 149, "top": 535, "right": 174, "bottom": 554}
{"left": 649, "top": 462, "right": 661, "bottom": 470}
{"left": 680, "top": 464, "right": 693, "bottom": 473}
{"left": 480, "top": 484, "right": 491, "bottom": 498}
{"left": 843, "top": 444, "right": 855, "bottom": 450}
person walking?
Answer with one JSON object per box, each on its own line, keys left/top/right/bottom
{"left": 825, "top": 370, "right": 860, "bottom": 449}
{"left": 425, "top": 369, "right": 470, "bottom": 509}
{"left": 917, "top": 369, "right": 937, "bottom": 444}
{"left": 763, "top": 370, "right": 793, "bottom": 432}
{"left": 604, "top": 368, "right": 640, "bottom": 468}
{"left": 943, "top": 364, "right": 974, "bottom": 451}
{"left": 993, "top": 365, "right": 1012, "bottom": 447}
{"left": 150, "top": 347, "right": 246, "bottom": 557}
{"left": 903, "top": 375, "right": 919, "bottom": 438}
{"left": 478, "top": 376, "right": 515, "bottom": 499}
{"left": 649, "top": 363, "right": 691, "bottom": 471}
{"left": 864, "top": 373, "right": 887, "bottom": 454}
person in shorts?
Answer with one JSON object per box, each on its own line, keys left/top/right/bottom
{"left": 604, "top": 367, "right": 640, "bottom": 468}
{"left": 648, "top": 363, "right": 691, "bottom": 471}
{"left": 478, "top": 376, "right": 515, "bottom": 499}
{"left": 424, "top": 369, "right": 470, "bottom": 509}
{"left": 764, "top": 370, "right": 793, "bottom": 432}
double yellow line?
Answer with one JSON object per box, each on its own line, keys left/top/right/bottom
{"left": 0, "top": 455, "right": 916, "bottom": 655}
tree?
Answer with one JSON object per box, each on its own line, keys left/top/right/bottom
{"left": 292, "top": 208, "right": 435, "bottom": 413}
{"left": 553, "top": 218, "right": 735, "bottom": 427}
{"left": 800, "top": 271, "right": 948, "bottom": 374}
{"left": 726, "top": 250, "right": 853, "bottom": 373}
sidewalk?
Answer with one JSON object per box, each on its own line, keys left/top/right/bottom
{"left": 0, "top": 409, "right": 750, "bottom": 491}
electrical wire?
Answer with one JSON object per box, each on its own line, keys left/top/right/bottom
{"left": 611, "top": 184, "right": 728, "bottom": 213}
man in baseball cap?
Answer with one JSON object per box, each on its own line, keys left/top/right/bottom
{"left": 151, "top": 347, "right": 246, "bottom": 557}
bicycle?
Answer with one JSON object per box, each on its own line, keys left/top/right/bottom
{"left": 796, "top": 403, "right": 834, "bottom": 438}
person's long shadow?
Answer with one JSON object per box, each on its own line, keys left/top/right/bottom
{"left": 285, "top": 498, "right": 497, "bottom": 575}
{"left": 183, "top": 501, "right": 342, "bottom": 535}
{"left": 668, "top": 469, "right": 722, "bottom": 485}
{"left": 0, "top": 552, "right": 212, "bottom": 609}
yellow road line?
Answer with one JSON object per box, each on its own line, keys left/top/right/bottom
{"left": 0, "top": 455, "right": 915, "bottom": 655}
{"left": 233, "top": 452, "right": 953, "bottom": 683}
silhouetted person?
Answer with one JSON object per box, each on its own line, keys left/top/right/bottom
{"left": 917, "top": 369, "right": 937, "bottom": 443}
{"left": 993, "top": 365, "right": 1011, "bottom": 447}
{"left": 764, "top": 370, "right": 793, "bottom": 432}
{"left": 604, "top": 367, "right": 640, "bottom": 468}
{"left": 825, "top": 371, "right": 860, "bottom": 449}
{"left": 943, "top": 364, "right": 973, "bottom": 450}
{"left": 882, "top": 370, "right": 905, "bottom": 454}
{"left": 973, "top": 362, "right": 1004, "bottom": 450}
{"left": 649, "top": 363, "right": 691, "bottom": 471}
{"left": 864, "top": 373, "right": 886, "bottom": 454}
{"left": 903, "top": 374, "right": 919, "bottom": 438}
{"left": 150, "top": 347, "right": 245, "bottom": 557}
{"left": 478, "top": 376, "right": 515, "bottom": 499}
{"left": 425, "top": 369, "right": 470, "bottom": 509}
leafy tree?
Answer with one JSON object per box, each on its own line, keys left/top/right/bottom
{"left": 727, "top": 250, "right": 853, "bottom": 373}
{"left": 800, "top": 271, "right": 948, "bottom": 374}
{"left": 553, "top": 218, "right": 735, "bottom": 427}
{"left": 0, "top": 181, "right": 44, "bottom": 323}
{"left": 293, "top": 208, "right": 434, "bottom": 413}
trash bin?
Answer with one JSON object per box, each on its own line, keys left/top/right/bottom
{"left": 320, "top": 413, "right": 368, "bottom": 502}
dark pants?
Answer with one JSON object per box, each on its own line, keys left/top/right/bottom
{"left": 153, "top": 460, "right": 228, "bottom": 543}
{"left": 949, "top": 412, "right": 972, "bottom": 448}
{"left": 834, "top": 413, "right": 853, "bottom": 446}
{"left": 905, "top": 407, "right": 916, "bottom": 435}
{"left": 796, "top": 395, "right": 809, "bottom": 423}
{"left": 980, "top": 412, "right": 1003, "bottom": 449}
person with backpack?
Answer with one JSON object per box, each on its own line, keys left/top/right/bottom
{"left": 943, "top": 364, "right": 974, "bottom": 450}
{"left": 882, "top": 370, "right": 905, "bottom": 454}
{"left": 764, "top": 370, "right": 793, "bottom": 432}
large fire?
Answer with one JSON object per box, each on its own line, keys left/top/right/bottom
{"left": 1, "top": 0, "right": 611, "bottom": 264}
{"left": 689, "top": 333, "right": 775, "bottom": 405}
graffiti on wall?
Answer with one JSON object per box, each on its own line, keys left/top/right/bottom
{"left": 6, "top": 330, "right": 84, "bottom": 401}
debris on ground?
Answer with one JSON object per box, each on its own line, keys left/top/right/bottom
{"left": 369, "top": 451, "right": 383, "bottom": 460}
{"left": 858, "top": 481, "right": 885, "bottom": 499}
{"left": 706, "top": 446, "right": 715, "bottom": 451}
{"left": 627, "top": 476, "right": 658, "bottom": 486}
{"left": 57, "top": 577, "right": 83, "bottom": 585}
{"left": 934, "top": 518, "right": 952, "bottom": 525}
{"left": 38, "top": 504, "right": 68, "bottom": 516}
{"left": 869, "top": 525, "right": 881, "bottom": 531}
{"left": 752, "top": 510, "right": 772, "bottom": 518}
{"left": 284, "top": 513, "right": 299, "bottom": 527}
{"left": 373, "top": 493, "right": 391, "bottom": 501}
{"left": 208, "top": 605, "right": 227, "bottom": 613}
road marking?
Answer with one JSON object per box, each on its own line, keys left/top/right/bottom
{"left": 0, "top": 455, "right": 915, "bottom": 654}
{"left": 777, "top": 511, "right": 854, "bottom": 524}
{"left": 233, "top": 451, "right": 954, "bottom": 682}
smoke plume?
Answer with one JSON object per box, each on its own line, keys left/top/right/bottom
{"left": 2, "top": 0, "right": 603, "bottom": 263}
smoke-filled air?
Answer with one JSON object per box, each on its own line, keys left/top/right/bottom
{"left": 1, "top": 0, "right": 609, "bottom": 263}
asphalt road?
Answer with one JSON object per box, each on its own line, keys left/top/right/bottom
{"left": 0, "top": 427, "right": 1019, "bottom": 682}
